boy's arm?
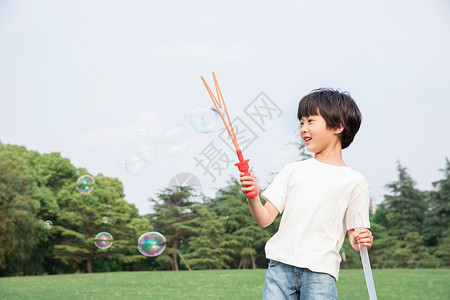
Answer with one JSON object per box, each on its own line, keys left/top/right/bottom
{"left": 240, "top": 173, "right": 279, "bottom": 228}
{"left": 247, "top": 196, "right": 279, "bottom": 228}
{"left": 348, "top": 228, "right": 374, "bottom": 251}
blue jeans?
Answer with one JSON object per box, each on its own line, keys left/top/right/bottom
{"left": 263, "top": 260, "right": 338, "bottom": 300}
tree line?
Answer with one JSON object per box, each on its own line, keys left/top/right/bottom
{"left": 0, "top": 143, "right": 449, "bottom": 276}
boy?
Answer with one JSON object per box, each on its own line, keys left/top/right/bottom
{"left": 240, "top": 88, "right": 373, "bottom": 299}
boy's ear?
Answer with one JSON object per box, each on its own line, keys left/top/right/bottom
{"left": 334, "top": 124, "right": 344, "bottom": 135}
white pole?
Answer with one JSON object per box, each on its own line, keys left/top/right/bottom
{"left": 359, "top": 245, "right": 377, "bottom": 300}
{"left": 353, "top": 212, "right": 377, "bottom": 300}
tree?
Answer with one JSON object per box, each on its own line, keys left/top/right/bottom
{"left": 184, "top": 206, "right": 236, "bottom": 269}
{"left": 392, "top": 232, "right": 438, "bottom": 268}
{"left": 372, "top": 202, "right": 389, "bottom": 229}
{"left": 53, "top": 174, "right": 142, "bottom": 273}
{"left": 208, "top": 178, "right": 273, "bottom": 269}
{"left": 147, "top": 186, "right": 197, "bottom": 271}
{"left": 435, "top": 226, "right": 450, "bottom": 266}
{"left": 423, "top": 159, "right": 450, "bottom": 248}
{"left": 26, "top": 150, "right": 76, "bottom": 275}
{"left": 383, "top": 162, "right": 426, "bottom": 240}
{"left": 0, "top": 145, "right": 41, "bottom": 276}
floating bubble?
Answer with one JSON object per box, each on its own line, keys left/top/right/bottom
{"left": 184, "top": 106, "right": 208, "bottom": 133}
{"left": 203, "top": 108, "right": 225, "bottom": 132}
{"left": 95, "top": 232, "right": 113, "bottom": 249}
{"left": 137, "top": 232, "right": 166, "bottom": 257}
{"left": 184, "top": 106, "right": 224, "bottom": 133}
{"left": 133, "top": 137, "right": 158, "bottom": 163}
{"left": 76, "top": 175, "right": 95, "bottom": 194}
{"left": 102, "top": 216, "right": 109, "bottom": 224}
{"left": 125, "top": 152, "right": 147, "bottom": 175}
{"left": 44, "top": 220, "right": 53, "bottom": 230}
{"left": 160, "top": 124, "right": 189, "bottom": 157}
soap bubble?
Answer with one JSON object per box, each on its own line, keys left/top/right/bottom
{"left": 184, "top": 106, "right": 224, "bottom": 133}
{"left": 125, "top": 152, "right": 147, "bottom": 175}
{"left": 95, "top": 232, "right": 113, "bottom": 249}
{"left": 160, "top": 124, "right": 189, "bottom": 157}
{"left": 184, "top": 106, "right": 208, "bottom": 133}
{"left": 203, "top": 108, "right": 225, "bottom": 132}
{"left": 102, "top": 216, "right": 109, "bottom": 224}
{"left": 137, "top": 232, "right": 166, "bottom": 257}
{"left": 133, "top": 137, "right": 158, "bottom": 163}
{"left": 76, "top": 175, "right": 95, "bottom": 194}
{"left": 43, "top": 220, "right": 53, "bottom": 230}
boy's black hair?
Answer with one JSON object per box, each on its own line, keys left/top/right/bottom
{"left": 297, "top": 88, "right": 362, "bottom": 149}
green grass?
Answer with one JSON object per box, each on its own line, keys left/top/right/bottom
{"left": 0, "top": 269, "right": 449, "bottom": 299}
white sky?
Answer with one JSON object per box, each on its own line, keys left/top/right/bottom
{"left": 1, "top": 0, "right": 449, "bottom": 215}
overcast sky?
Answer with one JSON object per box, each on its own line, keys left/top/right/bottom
{"left": 1, "top": 0, "right": 449, "bottom": 215}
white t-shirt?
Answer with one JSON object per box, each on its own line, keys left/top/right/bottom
{"left": 261, "top": 158, "right": 370, "bottom": 280}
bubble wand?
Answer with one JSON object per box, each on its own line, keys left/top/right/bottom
{"left": 353, "top": 212, "right": 377, "bottom": 300}
{"left": 201, "top": 72, "right": 258, "bottom": 199}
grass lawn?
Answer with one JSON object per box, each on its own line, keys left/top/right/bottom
{"left": 0, "top": 268, "right": 449, "bottom": 299}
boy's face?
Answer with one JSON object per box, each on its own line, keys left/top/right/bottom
{"left": 299, "top": 111, "right": 342, "bottom": 154}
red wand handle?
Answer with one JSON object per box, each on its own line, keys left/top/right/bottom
{"left": 234, "top": 155, "right": 258, "bottom": 199}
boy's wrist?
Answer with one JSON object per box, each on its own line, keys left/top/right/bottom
{"left": 246, "top": 195, "right": 260, "bottom": 202}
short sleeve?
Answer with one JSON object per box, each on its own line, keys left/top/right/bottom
{"left": 345, "top": 182, "right": 371, "bottom": 231}
{"left": 261, "top": 164, "right": 291, "bottom": 214}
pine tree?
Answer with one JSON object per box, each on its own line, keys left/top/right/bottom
{"left": 383, "top": 162, "right": 426, "bottom": 239}
{"left": 424, "top": 158, "right": 450, "bottom": 266}
{"left": 208, "top": 178, "right": 272, "bottom": 269}
{"left": 392, "top": 232, "right": 438, "bottom": 268}
{"left": 148, "top": 186, "right": 197, "bottom": 271}
{"left": 184, "top": 206, "right": 236, "bottom": 269}
{"left": 435, "top": 227, "right": 450, "bottom": 266}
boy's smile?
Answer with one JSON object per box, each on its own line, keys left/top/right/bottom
{"left": 303, "top": 135, "right": 312, "bottom": 145}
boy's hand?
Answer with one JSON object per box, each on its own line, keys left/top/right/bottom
{"left": 239, "top": 172, "right": 260, "bottom": 198}
{"left": 350, "top": 228, "right": 373, "bottom": 251}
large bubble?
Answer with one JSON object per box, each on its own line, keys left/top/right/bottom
{"left": 95, "top": 232, "right": 113, "bottom": 249}
{"left": 125, "top": 152, "right": 148, "bottom": 175}
{"left": 184, "top": 106, "right": 224, "bottom": 133}
{"left": 133, "top": 137, "right": 158, "bottom": 163}
{"left": 203, "top": 107, "right": 225, "bottom": 132}
{"left": 76, "top": 175, "right": 95, "bottom": 194}
{"left": 137, "top": 232, "right": 166, "bottom": 257}
{"left": 160, "top": 124, "right": 189, "bottom": 157}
